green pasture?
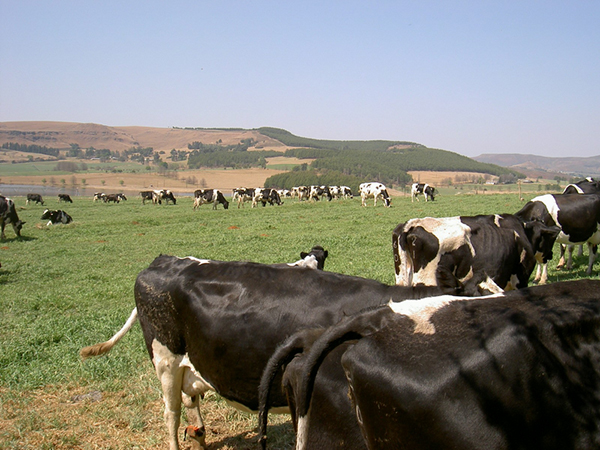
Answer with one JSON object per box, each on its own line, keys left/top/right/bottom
{"left": 0, "top": 192, "right": 595, "bottom": 448}
{"left": 0, "top": 160, "right": 148, "bottom": 177}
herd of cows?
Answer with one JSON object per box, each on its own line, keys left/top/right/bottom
{"left": 4, "top": 177, "right": 600, "bottom": 449}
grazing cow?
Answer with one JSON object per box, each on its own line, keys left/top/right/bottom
{"left": 193, "top": 189, "right": 229, "bottom": 210}
{"left": 277, "top": 189, "right": 292, "bottom": 199}
{"left": 276, "top": 280, "right": 600, "bottom": 450}
{"left": 232, "top": 188, "right": 254, "bottom": 208}
{"left": 253, "top": 188, "right": 283, "bottom": 207}
{"left": 154, "top": 189, "right": 177, "bottom": 205}
{"left": 80, "top": 255, "right": 462, "bottom": 450}
{"left": 93, "top": 192, "right": 107, "bottom": 202}
{"left": 58, "top": 194, "right": 73, "bottom": 203}
{"left": 308, "top": 185, "right": 332, "bottom": 202}
{"left": 104, "top": 194, "right": 122, "bottom": 203}
{"left": 116, "top": 193, "right": 127, "bottom": 201}
{"left": 515, "top": 193, "right": 600, "bottom": 283}
{"left": 359, "top": 182, "right": 391, "bottom": 207}
{"left": 392, "top": 214, "right": 560, "bottom": 293}
{"left": 411, "top": 182, "right": 436, "bottom": 202}
{"left": 328, "top": 186, "right": 342, "bottom": 200}
{"left": 0, "top": 195, "right": 25, "bottom": 240}
{"left": 340, "top": 186, "right": 353, "bottom": 199}
{"left": 26, "top": 193, "right": 44, "bottom": 205}
{"left": 140, "top": 191, "right": 154, "bottom": 204}
{"left": 41, "top": 209, "right": 73, "bottom": 226}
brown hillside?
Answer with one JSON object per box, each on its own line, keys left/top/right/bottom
{"left": 0, "top": 121, "right": 289, "bottom": 153}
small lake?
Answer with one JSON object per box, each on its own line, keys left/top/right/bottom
{"left": 0, "top": 184, "right": 194, "bottom": 198}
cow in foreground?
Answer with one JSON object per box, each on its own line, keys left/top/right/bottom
{"left": 266, "top": 280, "right": 600, "bottom": 450}
{"left": 58, "top": 194, "right": 73, "bottom": 203}
{"left": 0, "top": 195, "right": 25, "bottom": 240}
{"left": 193, "top": 189, "right": 229, "bottom": 210}
{"left": 80, "top": 254, "right": 462, "bottom": 450}
{"left": 515, "top": 193, "right": 600, "bottom": 283}
{"left": 359, "top": 182, "right": 391, "bottom": 207}
{"left": 26, "top": 193, "right": 44, "bottom": 205}
{"left": 41, "top": 209, "right": 73, "bottom": 226}
{"left": 411, "top": 182, "right": 436, "bottom": 202}
{"left": 392, "top": 214, "right": 560, "bottom": 293}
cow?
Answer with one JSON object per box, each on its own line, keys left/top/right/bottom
{"left": 153, "top": 189, "right": 177, "bottom": 205}
{"left": 140, "top": 191, "right": 154, "bottom": 204}
{"left": 340, "top": 186, "right": 353, "bottom": 199}
{"left": 289, "top": 245, "right": 329, "bottom": 270}
{"left": 308, "top": 185, "right": 332, "bottom": 202}
{"left": 392, "top": 214, "right": 560, "bottom": 293}
{"left": 80, "top": 255, "right": 464, "bottom": 450}
{"left": 253, "top": 188, "right": 283, "bottom": 207}
{"left": 193, "top": 189, "right": 229, "bottom": 210}
{"left": 116, "top": 193, "right": 127, "bottom": 201}
{"left": 328, "top": 186, "right": 342, "bottom": 200}
{"left": 93, "top": 192, "right": 107, "bottom": 202}
{"left": 41, "top": 209, "right": 73, "bottom": 226}
{"left": 104, "top": 194, "right": 122, "bottom": 203}
{"left": 515, "top": 193, "right": 600, "bottom": 283}
{"left": 411, "top": 182, "right": 436, "bottom": 202}
{"left": 359, "top": 182, "right": 391, "bottom": 207}
{"left": 562, "top": 177, "right": 600, "bottom": 195}
{"left": 273, "top": 280, "right": 600, "bottom": 450}
{"left": 26, "top": 193, "right": 44, "bottom": 205}
{"left": 277, "top": 189, "right": 292, "bottom": 199}
{"left": 0, "top": 195, "right": 25, "bottom": 240}
{"left": 232, "top": 188, "right": 255, "bottom": 208}
{"left": 58, "top": 194, "right": 73, "bottom": 203}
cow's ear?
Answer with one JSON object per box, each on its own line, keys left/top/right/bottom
{"left": 324, "top": 250, "right": 329, "bottom": 258}
{"left": 300, "top": 252, "right": 308, "bottom": 258}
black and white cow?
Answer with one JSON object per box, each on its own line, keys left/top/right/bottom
{"left": 253, "top": 188, "right": 283, "bottom": 207}
{"left": 0, "top": 195, "right": 25, "bottom": 240}
{"left": 393, "top": 214, "right": 560, "bottom": 293}
{"left": 140, "top": 191, "right": 154, "bottom": 204}
{"left": 154, "top": 189, "right": 177, "bottom": 205}
{"left": 359, "top": 182, "right": 391, "bottom": 207}
{"left": 411, "top": 182, "right": 436, "bottom": 202}
{"left": 41, "top": 209, "right": 73, "bottom": 226}
{"left": 562, "top": 177, "right": 600, "bottom": 195}
{"left": 93, "top": 192, "right": 107, "bottom": 202}
{"left": 58, "top": 194, "right": 73, "bottom": 203}
{"left": 80, "top": 255, "right": 462, "bottom": 450}
{"left": 515, "top": 193, "right": 600, "bottom": 283}
{"left": 26, "top": 193, "right": 44, "bottom": 205}
{"left": 308, "top": 185, "right": 332, "bottom": 202}
{"left": 193, "top": 189, "right": 229, "bottom": 210}
{"left": 232, "top": 188, "right": 255, "bottom": 208}
{"left": 340, "top": 186, "right": 353, "bottom": 199}
{"left": 272, "top": 280, "right": 600, "bottom": 450}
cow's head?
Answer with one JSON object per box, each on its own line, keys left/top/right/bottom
{"left": 523, "top": 220, "right": 561, "bottom": 264}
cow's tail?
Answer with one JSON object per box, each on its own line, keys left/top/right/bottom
{"left": 80, "top": 307, "right": 138, "bottom": 359}
{"left": 258, "top": 328, "right": 325, "bottom": 450}
{"left": 295, "top": 305, "right": 391, "bottom": 420}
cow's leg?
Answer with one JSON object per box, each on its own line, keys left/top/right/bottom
{"left": 182, "top": 393, "right": 206, "bottom": 449}
{"left": 578, "top": 244, "right": 584, "bottom": 257}
{"left": 566, "top": 245, "right": 575, "bottom": 270}
{"left": 557, "top": 244, "right": 567, "bottom": 269}
{"left": 155, "top": 359, "right": 184, "bottom": 450}
{"left": 538, "top": 262, "right": 549, "bottom": 285}
{"left": 586, "top": 242, "right": 597, "bottom": 275}
{"left": 0, "top": 222, "right": 5, "bottom": 240}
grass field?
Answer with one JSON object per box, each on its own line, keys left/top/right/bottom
{"left": 0, "top": 192, "right": 594, "bottom": 449}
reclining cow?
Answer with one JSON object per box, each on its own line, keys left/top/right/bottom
{"left": 41, "top": 209, "right": 73, "bottom": 226}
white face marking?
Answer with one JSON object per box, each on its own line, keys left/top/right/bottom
{"left": 288, "top": 254, "right": 318, "bottom": 269}
{"left": 478, "top": 276, "right": 504, "bottom": 294}
{"left": 388, "top": 293, "right": 503, "bottom": 334}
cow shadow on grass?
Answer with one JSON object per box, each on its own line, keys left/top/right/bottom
{"left": 206, "top": 422, "right": 295, "bottom": 450}
{"left": 0, "top": 235, "right": 36, "bottom": 243}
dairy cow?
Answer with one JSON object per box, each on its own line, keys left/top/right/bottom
{"left": 26, "top": 193, "right": 44, "bottom": 205}
{"left": 411, "top": 182, "right": 436, "bottom": 202}
{"left": 140, "top": 191, "right": 154, "bottom": 204}
{"left": 154, "top": 189, "right": 177, "bottom": 205}
{"left": 359, "top": 182, "right": 391, "bottom": 207}
{"left": 392, "top": 214, "right": 560, "bottom": 293}
{"left": 274, "top": 280, "right": 600, "bottom": 450}
{"left": 80, "top": 255, "right": 462, "bottom": 450}
{"left": 0, "top": 195, "right": 25, "bottom": 240}
{"left": 562, "top": 177, "right": 600, "bottom": 195}
{"left": 232, "top": 188, "right": 255, "bottom": 208}
{"left": 58, "top": 194, "right": 73, "bottom": 203}
{"left": 193, "top": 189, "right": 229, "bottom": 210}
{"left": 94, "top": 192, "right": 107, "bottom": 202}
{"left": 41, "top": 209, "right": 73, "bottom": 226}
{"left": 253, "top": 188, "right": 283, "bottom": 207}
{"left": 515, "top": 193, "right": 600, "bottom": 283}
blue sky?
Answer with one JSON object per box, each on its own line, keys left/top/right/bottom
{"left": 1, "top": 1, "right": 599, "bottom": 157}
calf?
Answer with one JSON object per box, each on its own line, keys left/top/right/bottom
{"left": 41, "top": 209, "right": 73, "bottom": 226}
{"left": 58, "top": 194, "right": 73, "bottom": 203}
{"left": 193, "top": 189, "right": 229, "bottom": 210}
{"left": 411, "top": 182, "right": 436, "bottom": 202}
{"left": 26, "top": 193, "right": 44, "bottom": 205}
{"left": 0, "top": 195, "right": 25, "bottom": 240}
{"left": 359, "top": 182, "right": 391, "bottom": 207}
{"left": 515, "top": 193, "right": 600, "bottom": 283}
{"left": 278, "top": 280, "right": 600, "bottom": 450}
{"left": 393, "top": 214, "right": 560, "bottom": 293}
{"left": 80, "top": 256, "right": 462, "bottom": 450}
